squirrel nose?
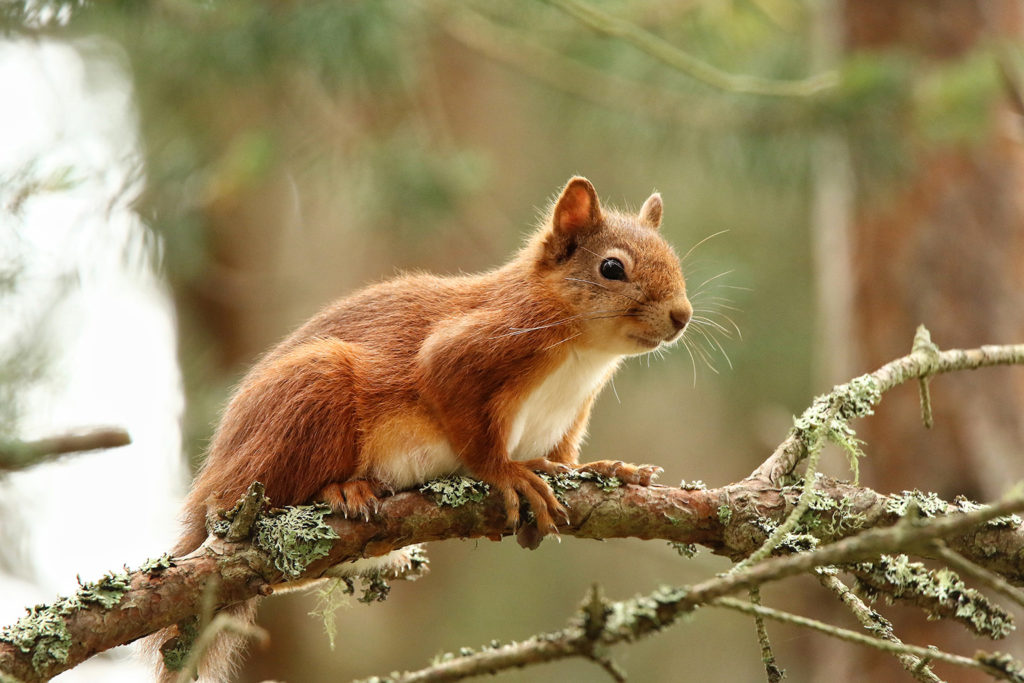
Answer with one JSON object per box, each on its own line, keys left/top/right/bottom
{"left": 669, "top": 305, "right": 691, "bottom": 333}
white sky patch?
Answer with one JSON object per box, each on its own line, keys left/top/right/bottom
{"left": 1, "top": 36, "right": 186, "bottom": 680}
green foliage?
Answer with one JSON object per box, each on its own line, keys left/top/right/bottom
{"left": 914, "top": 50, "right": 1000, "bottom": 145}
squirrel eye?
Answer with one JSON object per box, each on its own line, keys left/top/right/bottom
{"left": 599, "top": 257, "right": 627, "bottom": 281}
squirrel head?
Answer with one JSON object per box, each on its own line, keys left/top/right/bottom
{"left": 533, "top": 176, "right": 692, "bottom": 356}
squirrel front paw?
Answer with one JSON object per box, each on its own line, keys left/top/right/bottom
{"left": 576, "top": 460, "right": 663, "bottom": 486}
{"left": 492, "top": 461, "right": 570, "bottom": 537}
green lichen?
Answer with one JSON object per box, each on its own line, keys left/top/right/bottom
{"left": 679, "top": 480, "right": 707, "bottom": 490}
{"left": 0, "top": 605, "right": 72, "bottom": 673}
{"left": 885, "top": 490, "right": 949, "bottom": 518}
{"left": 795, "top": 484, "right": 865, "bottom": 536}
{"left": 419, "top": 475, "right": 490, "bottom": 507}
{"left": 854, "top": 554, "right": 1014, "bottom": 639}
{"left": 541, "top": 469, "right": 622, "bottom": 497}
{"left": 358, "top": 575, "right": 391, "bottom": 604}
{"left": 309, "top": 577, "right": 355, "bottom": 650}
{"left": 792, "top": 373, "right": 882, "bottom": 483}
{"left": 603, "top": 586, "right": 689, "bottom": 639}
{"left": 139, "top": 553, "right": 175, "bottom": 574}
{"left": 160, "top": 616, "right": 199, "bottom": 673}
{"left": 954, "top": 495, "right": 1024, "bottom": 529}
{"left": 717, "top": 505, "right": 733, "bottom": 526}
{"left": 252, "top": 504, "right": 339, "bottom": 579}
{"left": 0, "top": 552, "right": 191, "bottom": 675}
{"left": 750, "top": 517, "right": 820, "bottom": 553}
{"left": 976, "top": 651, "right": 1024, "bottom": 683}
{"left": 75, "top": 571, "right": 130, "bottom": 610}
{"left": 668, "top": 541, "right": 699, "bottom": 558}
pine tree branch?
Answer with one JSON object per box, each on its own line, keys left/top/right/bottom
{"left": 711, "top": 597, "right": 1024, "bottom": 682}
{"left": 1, "top": 341, "right": 1023, "bottom": 681}
{"left": 540, "top": 0, "right": 838, "bottom": 97}
{"left": 750, "top": 341, "right": 1024, "bottom": 486}
{"left": 0, "top": 427, "right": 131, "bottom": 472}
{"left": 817, "top": 568, "right": 944, "bottom": 683}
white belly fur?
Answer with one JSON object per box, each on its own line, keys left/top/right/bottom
{"left": 506, "top": 348, "right": 621, "bottom": 461}
{"left": 368, "top": 349, "right": 620, "bottom": 488}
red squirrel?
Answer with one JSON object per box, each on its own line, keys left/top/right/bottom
{"left": 157, "top": 176, "right": 691, "bottom": 680}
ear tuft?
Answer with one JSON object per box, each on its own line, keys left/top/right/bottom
{"left": 552, "top": 176, "right": 602, "bottom": 235}
{"left": 639, "top": 192, "right": 662, "bottom": 230}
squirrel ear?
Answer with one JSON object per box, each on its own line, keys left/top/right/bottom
{"left": 639, "top": 192, "right": 662, "bottom": 230}
{"left": 552, "top": 177, "right": 602, "bottom": 235}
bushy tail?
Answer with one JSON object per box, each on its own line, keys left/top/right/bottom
{"left": 144, "top": 600, "right": 260, "bottom": 683}
{"left": 143, "top": 500, "right": 262, "bottom": 683}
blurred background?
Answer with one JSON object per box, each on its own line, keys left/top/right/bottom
{"left": 2, "top": 1, "right": 1024, "bottom": 681}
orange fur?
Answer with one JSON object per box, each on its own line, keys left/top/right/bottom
{"left": 156, "top": 177, "right": 692, "bottom": 681}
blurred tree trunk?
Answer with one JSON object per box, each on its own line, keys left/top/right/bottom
{"left": 845, "top": 0, "right": 1024, "bottom": 501}
{"left": 815, "top": 1, "right": 1024, "bottom": 679}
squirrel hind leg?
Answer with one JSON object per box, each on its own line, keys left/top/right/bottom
{"left": 317, "top": 479, "right": 392, "bottom": 521}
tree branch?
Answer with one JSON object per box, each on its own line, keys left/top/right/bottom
{"left": 540, "top": 0, "right": 838, "bottom": 97}
{"left": 750, "top": 342, "right": 1024, "bottom": 486}
{"left": 2, "top": 476, "right": 1023, "bottom": 682}
{"left": 2, "top": 341, "right": 1023, "bottom": 681}
{"left": 0, "top": 427, "right": 131, "bottom": 472}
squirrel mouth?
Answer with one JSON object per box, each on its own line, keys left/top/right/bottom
{"left": 629, "top": 334, "right": 662, "bottom": 349}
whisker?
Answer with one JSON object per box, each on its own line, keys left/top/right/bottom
{"left": 691, "top": 315, "right": 733, "bottom": 338}
{"left": 681, "top": 337, "right": 698, "bottom": 387}
{"left": 609, "top": 374, "right": 620, "bottom": 404}
{"left": 680, "top": 229, "right": 729, "bottom": 264}
{"left": 692, "top": 324, "right": 733, "bottom": 370}
{"left": 542, "top": 332, "right": 582, "bottom": 352}
{"left": 698, "top": 309, "right": 743, "bottom": 340}
{"left": 693, "top": 269, "right": 735, "bottom": 294}
{"left": 688, "top": 336, "right": 720, "bottom": 374}
{"left": 491, "top": 309, "right": 629, "bottom": 339}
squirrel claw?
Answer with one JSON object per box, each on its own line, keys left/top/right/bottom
{"left": 317, "top": 479, "right": 386, "bottom": 521}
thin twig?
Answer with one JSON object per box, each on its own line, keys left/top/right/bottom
{"left": 712, "top": 597, "right": 1023, "bottom": 681}
{"left": 749, "top": 588, "right": 785, "bottom": 682}
{"left": 733, "top": 421, "right": 828, "bottom": 573}
{"left": 683, "top": 490, "right": 1024, "bottom": 609}
{"left": 816, "top": 569, "right": 944, "bottom": 683}
{"left": 751, "top": 343, "right": 1024, "bottom": 486}
{"left": 438, "top": 7, "right": 751, "bottom": 130}
{"left": 540, "top": 0, "right": 838, "bottom": 97}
